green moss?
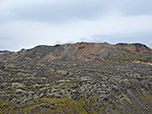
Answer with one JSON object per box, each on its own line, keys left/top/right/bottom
{"left": 65, "top": 97, "right": 87, "bottom": 114}
{"left": 76, "top": 96, "right": 100, "bottom": 114}
{"left": 8, "top": 96, "right": 86, "bottom": 114}
{"left": 52, "top": 80, "right": 81, "bottom": 89}
{"left": 13, "top": 75, "right": 23, "bottom": 79}
{"left": 105, "top": 53, "right": 152, "bottom": 63}
{"left": 123, "top": 94, "right": 132, "bottom": 104}
{"left": 52, "top": 83, "right": 70, "bottom": 89}
{"left": 19, "top": 102, "right": 38, "bottom": 113}
{"left": 0, "top": 98, "right": 7, "bottom": 112}
{"left": 149, "top": 76, "right": 152, "bottom": 79}
{"left": 113, "top": 109, "right": 121, "bottom": 114}
{"left": 138, "top": 91, "right": 152, "bottom": 104}
{"left": 97, "top": 107, "right": 104, "bottom": 113}
{"left": 1, "top": 103, "right": 15, "bottom": 114}
{"left": 38, "top": 96, "right": 87, "bottom": 114}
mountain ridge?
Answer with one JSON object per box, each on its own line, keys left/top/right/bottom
{"left": 0, "top": 42, "right": 152, "bottom": 63}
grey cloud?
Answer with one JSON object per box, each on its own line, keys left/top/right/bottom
{"left": 11, "top": 1, "right": 106, "bottom": 23}
{"left": 1, "top": 0, "right": 152, "bottom": 24}
{"left": 115, "top": 0, "right": 152, "bottom": 16}
{"left": 0, "top": 0, "right": 152, "bottom": 50}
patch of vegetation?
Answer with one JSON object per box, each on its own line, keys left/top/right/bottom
{"left": 22, "top": 96, "right": 87, "bottom": 114}
{"left": 0, "top": 98, "right": 7, "bottom": 112}
{"left": 138, "top": 91, "right": 152, "bottom": 104}
{"left": 107, "top": 54, "right": 152, "bottom": 63}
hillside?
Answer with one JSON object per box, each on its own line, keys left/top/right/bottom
{"left": 0, "top": 42, "right": 152, "bottom": 114}
{"left": 0, "top": 42, "right": 152, "bottom": 63}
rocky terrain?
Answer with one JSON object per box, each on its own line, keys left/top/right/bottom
{"left": 0, "top": 61, "right": 152, "bottom": 114}
{"left": 0, "top": 42, "right": 152, "bottom": 114}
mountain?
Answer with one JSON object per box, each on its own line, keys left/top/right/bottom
{"left": 116, "top": 43, "right": 152, "bottom": 54}
{"left": 0, "top": 42, "right": 152, "bottom": 63}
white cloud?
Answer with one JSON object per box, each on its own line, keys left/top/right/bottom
{"left": 1, "top": 0, "right": 152, "bottom": 24}
{"left": 147, "top": 41, "right": 152, "bottom": 48}
{"left": 0, "top": 14, "right": 152, "bottom": 50}
{"left": 0, "top": 0, "right": 152, "bottom": 50}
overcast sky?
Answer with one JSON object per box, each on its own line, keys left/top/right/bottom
{"left": 0, "top": 0, "right": 152, "bottom": 51}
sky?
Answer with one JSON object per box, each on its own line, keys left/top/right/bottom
{"left": 0, "top": 0, "right": 152, "bottom": 51}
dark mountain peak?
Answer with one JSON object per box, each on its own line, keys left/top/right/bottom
{"left": 0, "top": 50, "right": 11, "bottom": 53}
{"left": 75, "top": 42, "right": 110, "bottom": 45}
{"left": 132, "top": 43, "right": 149, "bottom": 49}
{"left": 116, "top": 43, "right": 151, "bottom": 54}
{"left": 76, "top": 42, "right": 89, "bottom": 44}
{"left": 33, "top": 45, "right": 51, "bottom": 49}
{"left": 17, "top": 48, "right": 27, "bottom": 54}
{"left": 117, "top": 43, "right": 149, "bottom": 48}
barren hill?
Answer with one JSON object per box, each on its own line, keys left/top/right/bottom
{"left": 0, "top": 42, "right": 152, "bottom": 63}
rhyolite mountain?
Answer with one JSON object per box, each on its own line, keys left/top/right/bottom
{"left": 0, "top": 42, "right": 152, "bottom": 63}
